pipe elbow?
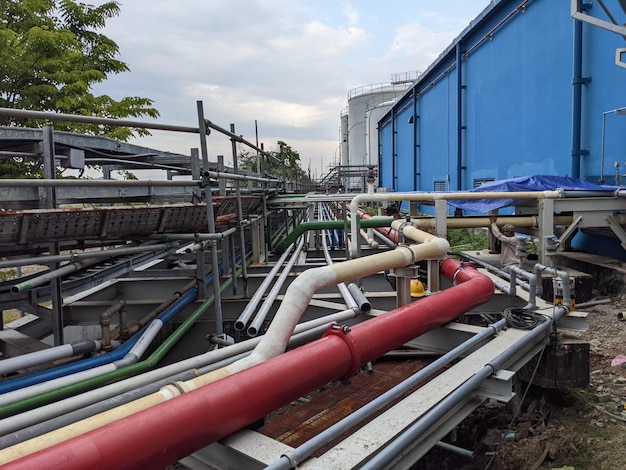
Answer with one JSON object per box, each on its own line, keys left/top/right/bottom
{"left": 430, "top": 237, "right": 451, "bottom": 255}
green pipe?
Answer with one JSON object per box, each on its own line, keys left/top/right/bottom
{"left": 0, "top": 267, "right": 244, "bottom": 418}
{"left": 274, "top": 217, "right": 394, "bottom": 255}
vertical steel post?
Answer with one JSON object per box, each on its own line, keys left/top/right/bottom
{"left": 196, "top": 101, "right": 224, "bottom": 336}
{"left": 230, "top": 124, "right": 249, "bottom": 298}
{"left": 42, "top": 126, "right": 64, "bottom": 346}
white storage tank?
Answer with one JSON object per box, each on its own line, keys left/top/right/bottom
{"left": 344, "top": 79, "right": 414, "bottom": 169}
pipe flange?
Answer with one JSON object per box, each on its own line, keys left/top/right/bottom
{"left": 323, "top": 323, "right": 362, "bottom": 384}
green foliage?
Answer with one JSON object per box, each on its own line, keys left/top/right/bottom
{"left": 0, "top": 0, "right": 159, "bottom": 176}
{"left": 239, "top": 140, "right": 310, "bottom": 183}
{"left": 447, "top": 227, "right": 488, "bottom": 251}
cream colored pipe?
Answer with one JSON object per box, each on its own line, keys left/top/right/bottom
{"left": 0, "top": 310, "right": 359, "bottom": 464}
{"left": 0, "top": 223, "right": 448, "bottom": 464}
{"left": 359, "top": 228, "right": 379, "bottom": 248}
{"left": 408, "top": 215, "right": 573, "bottom": 229}
{"left": 348, "top": 190, "right": 563, "bottom": 258}
{"left": 217, "top": 220, "right": 448, "bottom": 376}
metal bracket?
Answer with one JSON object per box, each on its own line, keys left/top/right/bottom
{"left": 556, "top": 215, "right": 583, "bottom": 251}
{"left": 476, "top": 369, "right": 515, "bottom": 403}
{"left": 571, "top": 0, "right": 626, "bottom": 38}
{"left": 606, "top": 214, "right": 626, "bottom": 251}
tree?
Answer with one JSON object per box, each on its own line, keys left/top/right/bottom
{"left": 0, "top": 0, "right": 159, "bottom": 177}
{"left": 240, "top": 140, "right": 307, "bottom": 181}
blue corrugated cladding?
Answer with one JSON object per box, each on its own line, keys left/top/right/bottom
{"left": 378, "top": 0, "right": 626, "bottom": 194}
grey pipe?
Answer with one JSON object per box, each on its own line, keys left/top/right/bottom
{"left": 11, "top": 257, "right": 100, "bottom": 293}
{"left": 0, "top": 340, "right": 102, "bottom": 376}
{"left": 347, "top": 283, "right": 371, "bottom": 314}
{"left": 150, "top": 228, "right": 236, "bottom": 241}
{"left": 235, "top": 244, "right": 295, "bottom": 331}
{"left": 113, "top": 320, "right": 163, "bottom": 369}
{"left": 534, "top": 264, "right": 571, "bottom": 308}
{"left": 0, "top": 312, "right": 356, "bottom": 441}
{"left": 0, "top": 242, "right": 178, "bottom": 270}
{"left": 508, "top": 266, "right": 538, "bottom": 310}
{"left": 0, "top": 364, "right": 117, "bottom": 407}
{"left": 247, "top": 237, "right": 306, "bottom": 336}
{"left": 266, "top": 318, "right": 508, "bottom": 470}
{"left": 360, "top": 306, "right": 569, "bottom": 469}
{"left": 320, "top": 204, "right": 360, "bottom": 312}
{"left": 435, "top": 440, "right": 473, "bottom": 458}
{"left": 321, "top": 227, "right": 359, "bottom": 313}
{"left": 0, "top": 107, "right": 278, "bottom": 162}
{"left": 1, "top": 332, "right": 324, "bottom": 450}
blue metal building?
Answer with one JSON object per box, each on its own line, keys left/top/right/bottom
{"left": 378, "top": 0, "right": 626, "bottom": 196}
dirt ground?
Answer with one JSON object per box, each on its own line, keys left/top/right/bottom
{"left": 420, "top": 294, "right": 626, "bottom": 470}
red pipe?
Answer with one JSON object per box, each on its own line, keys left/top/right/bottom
{"left": 8, "top": 259, "right": 492, "bottom": 469}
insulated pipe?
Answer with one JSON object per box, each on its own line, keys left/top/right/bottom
{"left": 235, "top": 220, "right": 449, "bottom": 372}
{"left": 349, "top": 191, "right": 563, "bottom": 258}
{"left": 1, "top": 259, "right": 493, "bottom": 468}
{"left": 0, "top": 308, "right": 360, "bottom": 449}
{"left": 234, "top": 243, "right": 295, "bottom": 331}
{"left": 0, "top": 340, "right": 102, "bottom": 376}
{"left": 247, "top": 237, "right": 306, "bottom": 336}
{"left": 0, "top": 323, "right": 332, "bottom": 448}
{"left": 266, "top": 315, "right": 507, "bottom": 470}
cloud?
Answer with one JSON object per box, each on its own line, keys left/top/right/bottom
{"left": 93, "top": 0, "right": 489, "bottom": 171}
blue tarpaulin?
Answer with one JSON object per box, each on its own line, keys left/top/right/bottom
{"left": 447, "top": 175, "right": 621, "bottom": 213}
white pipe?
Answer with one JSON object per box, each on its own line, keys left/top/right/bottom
{"left": 0, "top": 364, "right": 117, "bottom": 407}
{"left": 0, "top": 225, "right": 446, "bottom": 461}
{"left": 230, "top": 220, "right": 449, "bottom": 374}
{"left": 235, "top": 244, "right": 295, "bottom": 330}
{"left": 0, "top": 310, "right": 359, "bottom": 450}
{"left": 247, "top": 237, "right": 306, "bottom": 336}
{"left": 0, "top": 224, "right": 447, "bottom": 461}
{"left": 348, "top": 190, "right": 563, "bottom": 258}
{"left": 0, "top": 340, "right": 101, "bottom": 376}
{"left": 321, "top": 228, "right": 359, "bottom": 312}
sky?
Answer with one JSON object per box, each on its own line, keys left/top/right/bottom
{"left": 92, "top": 0, "right": 491, "bottom": 178}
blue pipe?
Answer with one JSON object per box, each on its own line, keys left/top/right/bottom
{"left": 571, "top": 13, "right": 588, "bottom": 178}
{"left": 0, "top": 269, "right": 219, "bottom": 395}
{"left": 456, "top": 43, "right": 464, "bottom": 191}
{"left": 0, "top": 287, "right": 199, "bottom": 394}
